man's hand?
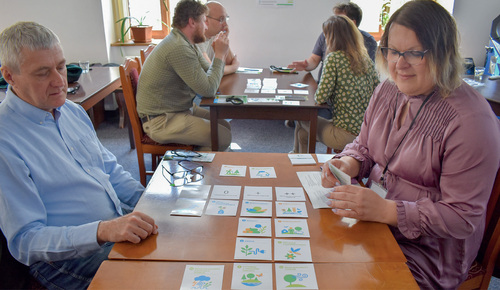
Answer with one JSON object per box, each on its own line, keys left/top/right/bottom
{"left": 97, "top": 211, "right": 158, "bottom": 244}
{"left": 287, "top": 59, "right": 309, "bottom": 71}
{"left": 213, "top": 31, "right": 230, "bottom": 61}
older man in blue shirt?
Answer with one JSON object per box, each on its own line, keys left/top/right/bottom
{"left": 0, "top": 22, "right": 157, "bottom": 289}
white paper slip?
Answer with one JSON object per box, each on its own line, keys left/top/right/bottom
{"left": 180, "top": 264, "right": 224, "bottom": 290}
{"left": 315, "top": 153, "right": 336, "bottom": 164}
{"left": 275, "top": 264, "right": 318, "bottom": 290}
{"left": 249, "top": 167, "right": 277, "bottom": 178}
{"left": 275, "top": 187, "right": 306, "bottom": 201}
{"left": 283, "top": 100, "right": 300, "bottom": 106}
{"left": 288, "top": 154, "right": 316, "bottom": 165}
{"left": 244, "top": 88, "right": 260, "bottom": 94}
{"left": 237, "top": 218, "right": 272, "bottom": 237}
{"left": 220, "top": 165, "right": 246, "bottom": 177}
{"left": 277, "top": 89, "right": 293, "bottom": 94}
{"left": 210, "top": 185, "right": 242, "bottom": 200}
{"left": 328, "top": 163, "right": 351, "bottom": 185}
{"left": 290, "top": 83, "right": 309, "bottom": 88}
{"left": 243, "top": 186, "right": 273, "bottom": 200}
{"left": 260, "top": 89, "right": 276, "bottom": 94}
{"left": 247, "top": 98, "right": 279, "bottom": 103}
{"left": 240, "top": 200, "right": 273, "bottom": 217}
{"left": 237, "top": 67, "right": 263, "bottom": 74}
{"left": 276, "top": 202, "right": 308, "bottom": 218}
{"left": 204, "top": 199, "right": 239, "bottom": 216}
{"left": 275, "top": 218, "right": 310, "bottom": 238}
{"left": 274, "top": 239, "right": 312, "bottom": 262}
{"left": 293, "top": 89, "right": 309, "bottom": 95}
{"left": 296, "top": 171, "right": 331, "bottom": 209}
{"left": 170, "top": 198, "right": 206, "bottom": 216}
{"left": 234, "top": 238, "right": 272, "bottom": 260}
{"left": 179, "top": 185, "right": 211, "bottom": 199}
{"left": 231, "top": 263, "right": 273, "bottom": 290}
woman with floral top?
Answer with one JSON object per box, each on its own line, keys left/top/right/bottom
{"left": 292, "top": 15, "right": 379, "bottom": 153}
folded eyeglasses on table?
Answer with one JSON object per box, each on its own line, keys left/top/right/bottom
{"left": 162, "top": 159, "right": 204, "bottom": 187}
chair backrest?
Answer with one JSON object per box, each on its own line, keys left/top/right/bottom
{"left": 140, "top": 45, "right": 156, "bottom": 65}
{"left": 119, "top": 58, "right": 145, "bottom": 148}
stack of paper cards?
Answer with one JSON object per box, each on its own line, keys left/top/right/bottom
{"left": 293, "top": 89, "right": 309, "bottom": 95}
{"left": 328, "top": 163, "right": 351, "bottom": 185}
{"left": 276, "top": 202, "right": 308, "bottom": 218}
{"left": 210, "top": 185, "right": 242, "bottom": 200}
{"left": 274, "top": 218, "right": 310, "bottom": 238}
{"left": 231, "top": 263, "right": 273, "bottom": 290}
{"left": 240, "top": 200, "right": 273, "bottom": 217}
{"left": 243, "top": 186, "right": 273, "bottom": 200}
{"left": 204, "top": 199, "right": 239, "bottom": 216}
{"left": 220, "top": 165, "right": 246, "bottom": 177}
{"left": 288, "top": 154, "right": 316, "bottom": 165}
{"left": 237, "top": 218, "right": 272, "bottom": 237}
{"left": 180, "top": 265, "right": 224, "bottom": 290}
{"left": 178, "top": 185, "right": 211, "bottom": 199}
{"left": 274, "top": 264, "right": 318, "bottom": 290}
{"left": 170, "top": 198, "right": 207, "bottom": 216}
{"left": 249, "top": 167, "right": 277, "bottom": 178}
{"left": 296, "top": 171, "right": 331, "bottom": 209}
{"left": 277, "top": 89, "right": 293, "bottom": 94}
{"left": 275, "top": 187, "right": 306, "bottom": 201}
{"left": 274, "top": 239, "right": 312, "bottom": 262}
{"left": 234, "top": 238, "right": 272, "bottom": 260}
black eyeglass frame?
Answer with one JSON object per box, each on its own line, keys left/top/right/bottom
{"left": 225, "top": 96, "right": 244, "bottom": 105}
{"left": 171, "top": 149, "right": 202, "bottom": 158}
{"left": 206, "top": 15, "right": 229, "bottom": 24}
{"left": 380, "top": 47, "right": 429, "bottom": 65}
{"left": 161, "top": 161, "right": 204, "bottom": 187}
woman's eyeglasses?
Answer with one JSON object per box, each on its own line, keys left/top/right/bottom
{"left": 380, "top": 47, "right": 429, "bottom": 65}
{"left": 162, "top": 160, "right": 204, "bottom": 187}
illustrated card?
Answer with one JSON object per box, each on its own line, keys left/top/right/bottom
{"left": 274, "top": 264, "right": 318, "bottom": 290}
{"left": 180, "top": 264, "right": 224, "bottom": 290}
{"left": 293, "top": 89, "right": 309, "bottom": 95}
{"left": 204, "top": 199, "right": 239, "bottom": 216}
{"left": 170, "top": 198, "right": 206, "bottom": 216}
{"left": 276, "top": 202, "right": 308, "bottom": 218}
{"left": 290, "top": 83, "right": 309, "bottom": 88}
{"left": 210, "top": 185, "right": 242, "bottom": 200}
{"left": 234, "top": 238, "right": 272, "bottom": 260}
{"left": 288, "top": 154, "right": 316, "bottom": 165}
{"left": 179, "top": 185, "right": 212, "bottom": 199}
{"left": 220, "top": 165, "right": 247, "bottom": 177}
{"left": 274, "top": 239, "right": 312, "bottom": 262}
{"left": 237, "top": 218, "right": 272, "bottom": 237}
{"left": 274, "top": 218, "right": 310, "bottom": 238}
{"left": 231, "top": 263, "right": 273, "bottom": 290}
{"left": 275, "top": 187, "right": 306, "bottom": 201}
{"left": 240, "top": 200, "right": 273, "bottom": 217}
{"left": 243, "top": 186, "right": 273, "bottom": 201}
{"left": 249, "top": 167, "right": 277, "bottom": 179}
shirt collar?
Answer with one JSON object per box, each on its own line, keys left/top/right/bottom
{"left": 4, "top": 85, "right": 62, "bottom": 124}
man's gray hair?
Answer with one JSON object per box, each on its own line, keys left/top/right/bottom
{"left": 0, "top": 22, "right": 61, "bottom": 73}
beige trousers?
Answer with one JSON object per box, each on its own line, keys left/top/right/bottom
{"left": 143, "top": 104, "right": 231, "bottom": 151}
{"left": 293, "top": 116, "right": 356, "bottom": 153}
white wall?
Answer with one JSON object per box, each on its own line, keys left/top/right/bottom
{"left": 0, "top": 0, "right": 498, "bottom": 70}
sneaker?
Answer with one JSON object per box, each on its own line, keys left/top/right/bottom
{"left": 284, "top": 120, "right": 295, "bottom": 128}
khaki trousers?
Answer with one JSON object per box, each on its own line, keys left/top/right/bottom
{"left": 293, "top": 116, "right": 356, "bottom": 153}
{"left": 143, "top": 104, "right": 231, "bottom": 151}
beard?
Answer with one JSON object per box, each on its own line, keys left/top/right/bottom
{"left": 193, "top": 27, "right": 207, "bottom": 44}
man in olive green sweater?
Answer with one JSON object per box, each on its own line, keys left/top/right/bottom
{"left": 136, "top": 0, "right": 231, "bottom": 151}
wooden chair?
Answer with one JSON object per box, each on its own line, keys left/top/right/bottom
{"left": 459, "top": 169, "right": 500, "bottom": 289}
{"left": 119, "top": 58, "right": 194, "bottom": 186}
{"left": 140, "top": 45, "right": 156, "bottom": 65}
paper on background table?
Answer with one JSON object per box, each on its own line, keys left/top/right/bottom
{"left": 296, "top": 171, "right": 330, "bottom": 209}
{"left": 180, "top": 264, "right": 224, "bottom": 290}
{"left": 315, "top": 153, "right": 336, "bottom": 163}
{"left": 231, "top": 263, "right": 273, "bottom": 290}
{"left": 237, "top": 67, "right": 263, "bottom": 74}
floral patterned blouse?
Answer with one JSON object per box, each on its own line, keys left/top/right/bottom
{"left": 315, "top": 51, "right": 379, "bottom": 135}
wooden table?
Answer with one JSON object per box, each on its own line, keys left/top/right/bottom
{"left": 94, "top": 152, "right": 417, "bottom": 289}
{"left": 200, "top": 69, "right": 326, "bottom": 153}
{"left": 0, "top": 66, "right": 121, "bottom": 127}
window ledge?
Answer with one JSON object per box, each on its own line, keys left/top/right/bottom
{"left": 111, "top": 39, "right": 161, "bottom": 47}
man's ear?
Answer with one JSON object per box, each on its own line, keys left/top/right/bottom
{"left": 0, "top": 67, "right": 15, "bottom": 86}
{"left": 188, "top": 17, "right": 196, "bottom": 28}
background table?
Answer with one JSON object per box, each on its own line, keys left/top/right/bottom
{"left": 473, "top": 77, "right": 500, "bottom": 116}
{"left": 200, "top": 69, "right": 327, "bottom": 153}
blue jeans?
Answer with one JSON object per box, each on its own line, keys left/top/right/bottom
{"left": 29, "top": 242, "right": 114, "bottom": 290}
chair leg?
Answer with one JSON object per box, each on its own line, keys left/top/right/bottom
{"left": 326, "top": 147, "right": 333, "bottom": 154}
{"left": 136, "top": 151, "right": 147, "bottom": 187}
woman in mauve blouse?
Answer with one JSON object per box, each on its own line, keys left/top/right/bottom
{"left": 321, "top": 1, "right": 500, "bottom": 289}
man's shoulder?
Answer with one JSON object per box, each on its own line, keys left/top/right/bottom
{"left": 359, "top": 30, "right": 376, "bottom": 43}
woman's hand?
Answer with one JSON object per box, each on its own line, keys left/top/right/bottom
{"left": 325, "top": 185, "right": 398, "bottom": 226}
{"left": 321, "top": 157, "right": 360, "bottom": 188}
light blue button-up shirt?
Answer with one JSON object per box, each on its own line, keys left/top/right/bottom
{"left": 0, "top": 87, "right": 144, "bottom": 265}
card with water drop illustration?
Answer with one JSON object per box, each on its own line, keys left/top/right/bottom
{"left": 180, "top": 264, "right": 224, "bottom": 290}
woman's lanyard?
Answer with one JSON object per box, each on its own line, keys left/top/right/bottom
{"left": 379, "top": 92, "right": 433, "bottom": 186}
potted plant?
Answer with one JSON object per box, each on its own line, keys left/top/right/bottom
{"left": 116, "top": 14, "right": 153, "bottom": 43}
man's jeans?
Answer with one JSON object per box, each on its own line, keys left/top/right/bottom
{"left": 29, "top": 242, "right": 113, "bottom": 290}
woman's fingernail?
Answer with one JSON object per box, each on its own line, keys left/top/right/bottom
{"left": 324, "top": 193, "right": 330, "bottom": 198}
{"left": 335, "top": 182, "right": 340, "bottom": 186}
{"left": 331, "top": 208, "right": 337, "bottom": 213}
{"left": 326, "top": 200, "right": 332, "bottom": 206}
